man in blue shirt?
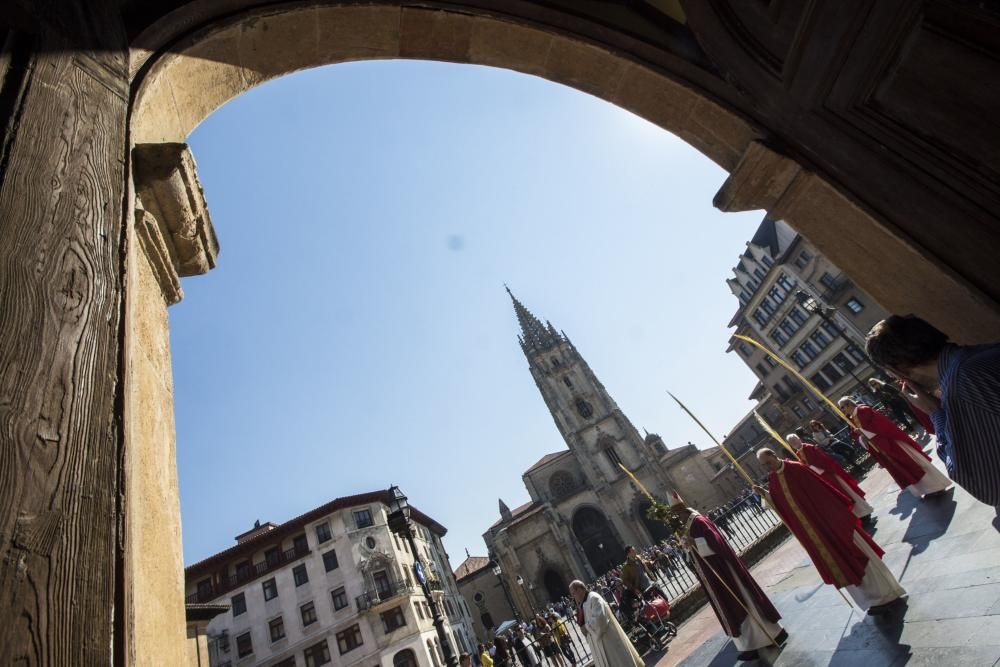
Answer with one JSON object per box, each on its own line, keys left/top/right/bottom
{"left": 866, "top": 315, "right": 1000, "bottom": 507}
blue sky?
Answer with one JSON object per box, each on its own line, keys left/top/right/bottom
{"left": 176, "top": 60, "right": 765, "bottom": 568}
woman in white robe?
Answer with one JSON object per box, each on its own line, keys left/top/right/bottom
{"left": 570, "top": 580, "right": 643, "bottom": 667}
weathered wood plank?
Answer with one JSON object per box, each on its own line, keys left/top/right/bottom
{"left": 0, "top": 2, "right": 128, "bottom": 664}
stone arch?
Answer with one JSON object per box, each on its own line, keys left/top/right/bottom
{"left": 571, "top": 506, "right": 625, "bottom": 576}
{"left": 542, "top": 569, "right": 569, "bottom": 603}
{"left": 394, "top": 649, "right": 418, "bottom": 667}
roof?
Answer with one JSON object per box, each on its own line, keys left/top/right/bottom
{"left": 750, "top": 216, "right": 780, "bottom": 256}
{"left": 524, "top": 450, "right": 570, "bottom": 474}
{"left": 661, "top": 445, "right": 695, "bottom": 465}
{"left": 489, "top": 500, "right": 539, "bottom": 529}
{"left": 185, "top": 490, "right": 447, "bottom": 577}
{"left": 454, "top": 556, "right": 491, "bottom": 582}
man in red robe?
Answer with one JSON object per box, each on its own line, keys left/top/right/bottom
{"left": 786, "top": 433, "right": 874, "bottom": 524}
{"left": 839, "top": 397, "right": 952, "bottom": 498}
{"left": 756, "top": 449, "right": 905, "bottom": 615}
{"left": 671, "top": 492, "right": 785, "bottom": 660}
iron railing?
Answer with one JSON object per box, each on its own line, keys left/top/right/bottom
{"left": 186, "top": 544, "right": 310, "bottom": 603}
{"left": 355, "top": 577, "right": 415, "bottom": 612}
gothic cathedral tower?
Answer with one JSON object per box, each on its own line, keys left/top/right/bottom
{"left": 506, "top": 288, "right": 681, "bottom": 538}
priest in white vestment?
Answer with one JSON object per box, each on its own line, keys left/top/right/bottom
{"left": 570, "top": 580, "right": 643, "bottom": 667}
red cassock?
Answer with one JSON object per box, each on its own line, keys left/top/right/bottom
{"left": 910, "top": 404, "right": 936, "bottom": 435}
{"left": 799, "top": 443, "right": 865, "bottom": 499}
{"left": 853, "top": 405, "right": 929, "bottom": 489}
{"left": 687, "top": 514, "right": 781, "bottom": 637}
{"left": 767, "top": 460, "right": 883, "bottom": 588}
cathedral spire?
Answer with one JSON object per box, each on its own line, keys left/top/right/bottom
{"left": 505, "top": 285, "right": 561, "bottom": 354}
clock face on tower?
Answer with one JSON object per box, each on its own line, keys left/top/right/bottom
{"left": 575, "top": 398, "right": 594, "bottom": 419}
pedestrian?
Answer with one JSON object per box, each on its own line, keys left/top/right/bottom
{"left": 756, "top": 448, "right": 905, "bottom": 614}
{"left": 534, "top": 614, "right": 567, "bottom": 666}
{"left": 787, "top": 433, "right": 874, "bottom": 523}
{"left": 840, "top": 396, "right": 952, "bottom": 499}
{"left": 478, "top": 643, "right": 494, "bottom": 667}
{"left": 671, "top": 492, "right": 786, "bottom": 661}
{"left": 570, "top": 580, "right": 643, "bottom": 667}
{"left": 551, "top": 611, "right": 577, "bottom": 665}
{"left": 492, "top": 636, "right": 513, "bottom": 667}
{"left": 460, "top": 653, "right": 473, "bottom": 667}
{"left": 512, "top": 627, "right": 540, "bottom": 667}
{"left": 869, "top": 377, "right": 918, "bottom": 432}
{"left": 866, "top": 314, "right": 1000, "bottom": 506}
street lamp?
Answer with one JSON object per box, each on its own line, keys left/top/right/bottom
{"left": 387, "top": 486, "right": 459, "bottom": 667}
{"left": 794, "top": 290, "right": 872, "bottom": 397}
{"left": 515, "top": 575, "right": 537, "bottom": 617}
{"left": 488, "top": 557, "right": 519, "bottom": 621}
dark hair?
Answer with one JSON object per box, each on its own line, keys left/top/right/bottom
{"left": 625, "top": 545, "right": 635, "bottom": 553}
{"left": 866, "top": 315, "right": 949, "bottom": 371}
{"left": 459, "top": 653, "right": 471, "bottom": 664}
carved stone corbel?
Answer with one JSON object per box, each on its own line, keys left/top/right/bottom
{"left": 133, "top": 142, "right": 220, "bottom": 305}
{"left": 713, "top": 140, "right": 802, "bottom": 214}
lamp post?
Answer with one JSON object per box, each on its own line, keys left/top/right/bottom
{"left": 794, "top": 290, "right": 872, "bottom": 397}
{"left": 488, "top": 557, "right": 519, "bottom": 622}
{"left": 515, "top": 574, "right": 537, "bottom": 618}
{"left": 386, "top": 486, "right": 459, "bottom": 667}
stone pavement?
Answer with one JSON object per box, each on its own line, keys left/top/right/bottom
{"left": 649, "top": 454, "right": 1000, "bottom": 667}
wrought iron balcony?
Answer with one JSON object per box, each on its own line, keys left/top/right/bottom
{"left": 186, "top": 544, "right": 310, "bottom": 604}
{"left": 354, "top": 578, "right": 415, "bottom": 612}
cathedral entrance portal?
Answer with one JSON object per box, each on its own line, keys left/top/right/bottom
{"left": 638, "top": 501, "right": 673, "bottom": 544}
{"left": 543, "top": 570, "right": 569, "bottom": 603}
{"left": 572, "top": 508, "right": 626, "bottom": 576}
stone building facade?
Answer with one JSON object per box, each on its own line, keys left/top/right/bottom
{"left": 453, "top": 556, "right": 517, "bottom": 643}
{"left": 482, "top": 292, "right": 730, "bottom": 615}
{"left": 725, "top": 218, "right": 891, "bottom": 437}
{"left": 184, "top": 490, "right": 476, "bottom": 667}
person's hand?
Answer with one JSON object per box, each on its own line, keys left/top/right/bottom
{"left": 901, "top": 380, "right": 941, "bottom": 415}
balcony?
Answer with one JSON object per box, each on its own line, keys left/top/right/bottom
{"left": 355, "top": 578, "right": 415, "bottom": 613}
{"left": 186, "top": 544, "right": 310, "bottom": 603}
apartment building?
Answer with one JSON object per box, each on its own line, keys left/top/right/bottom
{"left": 184, "top": 490, "right": 476, "bottom": 667}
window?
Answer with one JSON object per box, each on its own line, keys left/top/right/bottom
{"left": 381, "top": 606, "right": 407, "bottom": 632}
{"left": 404, "top": 569, "right": 413, "bottom": 587}
{"left": 779, "top": 319, "right": 798, "bottom": 337}
{"left": 821, "top": 363, "right": 844, "bottom": 382}
{"left": 768, "top": 286, "right": 786, "bottom": 304}
{"left": 795, "top": 250, "right": 812, "bottom": 268}
{"left": 753, "top": 309, "right": 769, "bottom": 327}
{"left": 563, "top": 376, "right": 573, "bottom": 389}
{"left": 574, "top": 398, "right": 593, "bottom": 419}
{"left": 755, "top": 362, "right": 769, "bottom": 377}
{"left": 293, "top": 534, "right": 309, "bottom": 554}
{"left": 231, "top": 592, "right": 247, "bottom": 617}
{"left": 764, "top": 356, "right": 778, "bottom": 368}
{"left": 423, "top": 601, "right": 431, "bottom": 618}
{"left": 753, "top": 267, "right": 766, "bottom": 281}
{"left": 603, "top": 447, "right": 623, "bottom": 469}
{"left": 551, "top": 357, "right": 561, "bottom": 368}
{"left": 196, "top": 578, "right": 213, "bottom": 601}
{"left": 394, "top": 649, "right": 419, "bottom": 667}
{"left": 789, "top": 306, "right": 807, "bottom": 326}
{"left": 792, "top": 351, "right": 808, "bottom": 369}
{"left": 810, "top": 373, "right": 831, "bottom": 392}
{"left": 846, "top": 297, "right": 864, "bottom": 313}
{"left": 810, "top": 329, "right": 831, "bottom": 349}
{"left": 773, "top": 383, "right": 789, "bottom": 401}
{"left": 353, "top": 509, "right": 374, "bottom": 529}
{"left": 738, "top": 342, "right": 753, "bottom": 357}
{"left": 304, "top": 639, "right": 332, "bottom": 666}
{"left": 769, "top": 328, "right": 788, "bottom": 348}
{"left": 776, "top": 272, "right": 794, "bottom": 291}
{"left": 366, "top": 536, "right": 377, "bottom": 549}
{"left": 820, "top": 320, "right": 841, "bottom": 339}
{"left": 269, "top": 616, "right": 285, "bottom": 642}
{"left": 373, "top": 570, "right": 392, "bottom": 597}
{"left": 820, "top": 272, "right": 838, "bottom": 289}
{"left": 336, "top": 624, "right": 364, "bottom": 654}
{"left": 760, "top": 297, "right": 776, "bottom": 315}
{"left": 833, "top": 352, "right": 857, "bottom": 372}
{"left": 802, "top": 396, "right": 816, "bottom": 411}
{"left": 300, "top": 601, "right": 317, "bottom": 626}
{"left": 331, "top": 586, "right": 348, "bottom": 610}
{"left": 265, "top": 546, "right": 281, "bottom": 567}
{"left": 262, "top": 578, "right": 278, "bottom": 601}
{"left": 293, "top": 563, "right": 309, "bottom": 587}
{"left": 791, "top": 404, "right": 805, "bottom": 418}
{"left": 316, "top": 522, "right": 332, "bottom": 544}
{"left": 323, "top": 549, "right": 339, "bottom": 572}
{"left": 236, "top": 632, "right": 253, "bottom": 658}
{"left": 236, "top": 560, "right": 252, "bottom": 581}
{"left": 846, "top": 345, "right": 866, "bottom": 363}
{"left": 273, "top": 658, "right": 296, "bottom": 667}
{"left": 783, "top": 376, "right": 799, "bottom": 393}
{"left": 415, "top": 601, "right": 425, "bottom": 619}
{"left": 800, "top": 341, "right": 819, "bottom": 360}
{"left": 761, "top": 255, "right": 774, "bottom": 268}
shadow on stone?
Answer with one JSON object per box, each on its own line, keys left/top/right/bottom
{"left": 902, "top": 489, "right": 957, "bottom": 557}
{"left": 832, "top": 597, "right": 911, "bottom": 665}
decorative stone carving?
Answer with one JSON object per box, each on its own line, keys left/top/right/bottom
{"left": 133, "top": 142, "right": 219, "bottom": 303}
{"left": 713, "top": 141, "right": 801, "bottom": 214}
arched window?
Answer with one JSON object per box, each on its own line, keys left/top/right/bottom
{"left": 427, "top": 639, "right": 440, "bottom": 667}
{"left": 394, "top": 649, "right": 418, "bottom": 667}
{"left": 548, "top": 471, "right": 576, "bottom": 500}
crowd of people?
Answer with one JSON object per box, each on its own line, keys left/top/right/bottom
{"left": 474, "top": 315, "right": 1000, "bottom": 664}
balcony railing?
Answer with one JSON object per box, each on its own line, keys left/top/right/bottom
{"left": 186, "top": 545, "right": 310, "bottom": 603}
{"left": 355, "top": 578, "right": 414, "bottom": 612}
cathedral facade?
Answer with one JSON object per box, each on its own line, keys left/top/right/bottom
{"left": 483, "top": 291, "right": 729, "bottom": 610}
